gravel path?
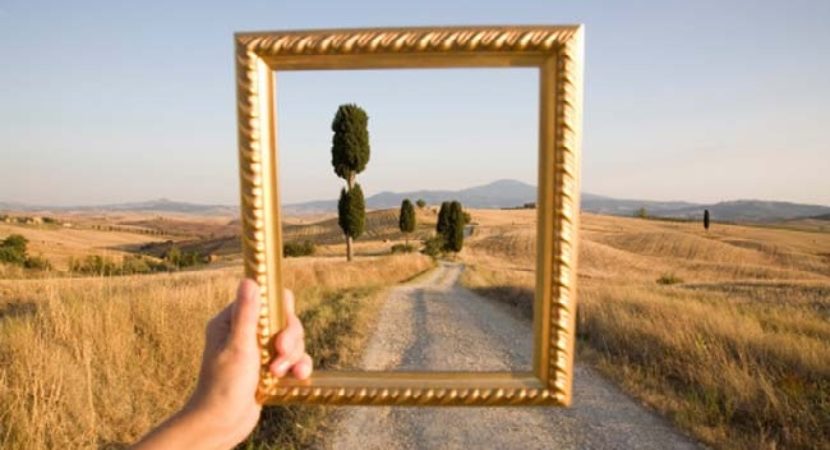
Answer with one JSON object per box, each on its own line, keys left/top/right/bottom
{"left": 324, "top": 262, "right": 703, "bottom": 450}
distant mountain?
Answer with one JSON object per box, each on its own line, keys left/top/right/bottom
{"left": 282, "top": 179, "right": 537, "bottom": 214}
{"left": 657, "top": 200, "right": 830, "bottom": 222}
{"left": 3, "top": 180, "right": 829, "bottom": 222}
{"left": 87, "top": 199, "right": 237, "bottom": 215}
{"left": 284, "top": 180, "right": 830, "bottom": 222}
{"left": 580, "top": 193, "right": 700, "bottom": 217}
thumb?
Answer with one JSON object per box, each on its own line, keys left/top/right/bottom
{"left": 229, "top": 279, "right": 261, "bottom": 350}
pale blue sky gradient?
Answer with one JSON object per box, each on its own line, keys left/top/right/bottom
{"left": 1, "top": 0, "right": 828, "bottom": 206}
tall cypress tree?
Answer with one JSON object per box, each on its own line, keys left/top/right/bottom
{"left": 338, "top": 183, "right": 365, "bottom": 245}
{"left": 399, "top": 199, "right": 416, "bottom": 247}
{"left": 436, "top": 201, "right": 451, "bottom": 236}
{"left": 331, "top": 104, "right": 370, "bottom": 261}
{"left": 445, "top": 201, "right": 465, "bottom": 252}
{"left": 703, "top": 209, "right": 710, "bottom": 231}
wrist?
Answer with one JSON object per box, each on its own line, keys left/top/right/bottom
{"left": 133, "top": 404, "right": 229, "bottom": 450}
{"left": 174, "top": 403, "right": 233, "bottom": 449}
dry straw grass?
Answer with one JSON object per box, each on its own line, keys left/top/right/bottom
{"left": 462, "top": 211, "right": 830, "bottom": 450}
{"left": 0, "top": 254, "right": 433, "bottom": 449}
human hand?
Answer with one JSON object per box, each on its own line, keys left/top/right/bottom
{"left": 133, "top": 280, "right": 313, "bottom": 449}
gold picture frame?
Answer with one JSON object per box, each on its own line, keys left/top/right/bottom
{"left": 235, "top": 25, "right": 584, "bottom": 406}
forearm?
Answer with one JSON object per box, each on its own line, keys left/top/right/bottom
{"left": 132, "top": 407, "right": 231, "bottom": 450}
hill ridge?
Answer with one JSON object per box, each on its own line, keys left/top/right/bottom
{"left": 3, "top": 179, "right": 829, "bottom": 222}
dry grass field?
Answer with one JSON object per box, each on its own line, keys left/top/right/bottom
{"left": 0, "top": 253, "right": 434, "bottom": 449}
{"left": 0, "top": 222, "right": 173, "bottom": 271}
{"left": 2, "top": 206, "right": 828, "bottom": 449}
{"left": 462, "top": 209, "right": 830, "bottom": 450}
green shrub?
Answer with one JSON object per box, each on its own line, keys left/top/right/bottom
{"left": 0, "top": 246, "right": 25, "bottom": 265}
{"left": 283, "top": 240, "right": 315, "bottom": 257}
{"left": 390, "top": 243, "right": 414, "bottom": 254}
{"left": 164, "top": 246, "right": 182, "bottom": 266}
{"left": 23, "top": 255, "right": 52, "bottom": 271}
{"left": 180, "top": 251, "right": 201, "bottom": 268}
{"left": 0, "top": 234, "right": 29, "bottom": 265}
{"left": 121, "top": 255, "right": 152, "bottom": 274}
{"left": 421, "top": 235, "right": 445, "bottom": 258}
{"left": 161, "top": 245, "right": 202, "bottom": 269}
{"left": 69, "top": 254, "right": 173, "bottom": 276}
{"left": 70, "top": 255, "right": 120, "bottom": 276}
{"left": 656, "top": 273, "right": 683, "bottom": 285}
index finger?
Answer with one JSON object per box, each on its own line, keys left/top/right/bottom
{"left": 282, "top": 289, "right": 296, "bottom": 317}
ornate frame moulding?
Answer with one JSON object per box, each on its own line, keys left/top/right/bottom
{"left": 235, "top": 25, "right": 584, "bottom": 406}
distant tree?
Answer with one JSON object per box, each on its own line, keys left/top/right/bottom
{"left": 463, "top": 211, "right": 472, "bottom": 225}
{"left": 337, "top": 183, "right": 366, "bottom": 253}
{"left": 165, "top": 245, "right": 182, "bottom": 268}
{"left": 331, "top": 103, "right": 371, "bottom": 262}
{"left": 181, "top": 251, "right": 201, "bottom": 268}
{"left": 704, "top": 209, "right": 710, "bottom": 231}
{"left": 283, "top": 240, "right": 316, "bottom": 257}
{"left": 635, "top": 207, "right": 648, "bottom": 219}
{"left": 399, "top": 199, "right": 416, "bottom": 247}
{"left": 121, "top": 255, "right": 151, "bottom": 274}
{"left": 2, "top": 234, "right": 28, "bottom": 253}
{"left": 0, "top": 234, "right": 29, "bottom": 265}
{"left": 436, "top": 201, "right": 451, "bottom": 236}
{"left": 444, "top": 201, "right": 465, "bottom": 252}
{"left": 416, "top": 199, "right": 426, "bottom": 209}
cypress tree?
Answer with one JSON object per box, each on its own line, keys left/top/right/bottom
{"left": 703, "top": 209, "right": 710, "bottom": 231}
{"left": 331, "top": 104, "right": 370, "bottom": 261}
{"left": 338, "top": 183, "right": 366, "bottom": 245}
{"left": 436, "top": 201, "right": 451, "bottom": 236}
{"left": 445, "top": 201, "right": 465, "bottom": 252}
{"left": 399, "top": 199, "right": 416, "bottom": 247}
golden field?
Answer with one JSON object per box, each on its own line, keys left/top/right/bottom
{"left": 0, "top": 221, "right": 172, "bottom": 272}
{"left": 462, "top": 209, "right": 830, "bottom": 450}
{"left": 0, "top": 252, "right": 434, "bottom": 449}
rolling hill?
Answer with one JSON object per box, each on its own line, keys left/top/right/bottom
{"left": 3, "top": 180, "right": 829, "bottom": 222}
{"left": 283, "top": 180, "right": 830, "bottom": 222}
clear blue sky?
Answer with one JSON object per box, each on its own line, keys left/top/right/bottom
{"left": 1, "top": 0, "right": 828, "bottom": 206}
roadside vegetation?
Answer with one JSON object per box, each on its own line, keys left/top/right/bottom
{"left": 0, "top": 253, "right": 434, "bottom": 449}
{"left": 422, "top": 201, "right": 467, "bottom": 258}
{"left": 283, "top": 240, "right": 315, "bottom": 258}
{"left": 461, "top": 211, "right": 830, "bottom": 450}
{"left": 0, "top": 234, "right": 52, "bottom": 272}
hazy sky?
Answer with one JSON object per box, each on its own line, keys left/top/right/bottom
{"left": 1, "top": 0, "right": 828, "bottom": 206}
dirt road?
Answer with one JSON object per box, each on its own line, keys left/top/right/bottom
{"left": 324, "top": 262, "right": 702, "bottom": 450}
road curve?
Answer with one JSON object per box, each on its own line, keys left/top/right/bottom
{"left": 322, "top": 262, "right": 702, "bottom": 450}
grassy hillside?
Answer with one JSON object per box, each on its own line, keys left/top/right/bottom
{"left": 462, "top": 210, "right": 830, "bottom": 450}
{"left": 0, "top": 222, "right": 173, "bottom": 271}
{"left": 0, "top": 207, "right": 436, "bottom": 275}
